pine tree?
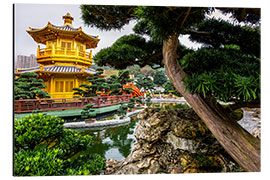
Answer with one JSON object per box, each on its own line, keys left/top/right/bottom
{"left": 14, "top": 72, "right": 50, "bottom": 100}
{"left": 72, "top": 68, "right": 107, "bottom": 97}
{"left": 80, "top": 6, "right": 260, "bottom": 171}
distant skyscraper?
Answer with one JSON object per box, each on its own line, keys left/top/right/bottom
{"left": 16, "top": 54, "right": 39, "bottom": 68}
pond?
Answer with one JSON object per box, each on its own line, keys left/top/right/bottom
{"left": 67, "top": 102, "right": 189, "bottom": 161}
{"left": 73, "top": 116, "right": 138, "bottom": 161}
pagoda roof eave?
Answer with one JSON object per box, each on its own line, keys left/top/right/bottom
{"left": 15, "top": 65, "right": 97, "bottom": 75}
{"left": 27, "top": 22, "right": 100, "bottom": 46}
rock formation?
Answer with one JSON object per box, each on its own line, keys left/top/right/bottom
{"left": 105, "top": 108, "right": 244, "bottom": 174}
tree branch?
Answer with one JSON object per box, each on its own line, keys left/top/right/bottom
{"left": 137, "top": 50, "right": 163, "bottom": 67}
{"left": 182, "top": 29, "right": 211, "bottom": 37}
{"left": 179, "top": 7, "right": 192, "bottom": 29}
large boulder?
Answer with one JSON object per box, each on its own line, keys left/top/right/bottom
{"left": 105, "top": 108, "right": 243, "bottom": 174}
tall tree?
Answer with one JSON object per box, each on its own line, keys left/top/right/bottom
{"left": 80, "top": 5, "right": 260, "bottom": 171}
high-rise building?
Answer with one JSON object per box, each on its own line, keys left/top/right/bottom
{"left": 16, "top": 54, "right": 39, "bottom": 68}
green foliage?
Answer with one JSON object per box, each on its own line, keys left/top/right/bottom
{"left": 153, "top": 69, "right": 168, "bottom": 86}
{"left": 117, "top": 102, "right": 128, "bottom": 119}
{"left": 14, "top": 72, "right": 50, "bottom": 100}
{"left": 64, "top": 154, "right": 106, "bottom": 175}
{"left": 14, "top": 114, "right": 105, "bottom": 176}
{"left": 14, "top": 148, "right": 65, "bottom": 176}
{"left": 140, "top": 65, "right": 156, "bottom": 77}
{"left": 107, "top": 70, "right": 133, "bottom": 95}
{"left": 181, "top": 45, "right": 260, "bottom": 103}
{"left": 125, "top": 65, "right": 141, "bottom": 77}
{"left": 72, "top": 69, "right": 106, "bottom": 97}
{"left": 145, "top": 96, "right": 152, "bottom": 107}
{"left": 73, "top": 69, "right": 133, "bottom": 97}
{"left": 188, "top": 18, "right": 260, "bottom": 57}
{"left": 81, "top": 6, "right": 260, "bottom": 108}
{"left": 81, "top": 104, "right": 97, "bottom": 119}
{"left": 135, "top": 75, "right": 155, "bottom": 92}
{"left": 93, "top": 34, "right": 162, "bottom": 69}
{"left": 162, "top": 81, "right": 182, "bottom": 97}
{"left": 134, "top": 6, "right": 208, "bottom": 42}
{"left": 128, "top": 95, "right": 143, "bottom": 108}
{"left": 80, "top": 5, "right": 137, "bottom": 31}
{"left": 14, "top": 114, "right": 64, "bottom": 152}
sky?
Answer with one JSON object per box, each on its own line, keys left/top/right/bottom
{"left": 14, "top": 4, "right": 137, "bottom": 58}
{"left": 14, "top": 3, "right": 205, "bottom": 62}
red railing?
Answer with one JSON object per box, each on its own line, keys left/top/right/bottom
{"left": 14, "top": 95, "right": 131, "bottom": 114}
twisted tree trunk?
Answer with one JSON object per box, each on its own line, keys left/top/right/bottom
{"left": 162, "top": 34, "right": 260, "bottom": 172}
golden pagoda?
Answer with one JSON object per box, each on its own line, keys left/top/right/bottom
{"left": 15, "top": 13, "right": 100, "bottom": 99}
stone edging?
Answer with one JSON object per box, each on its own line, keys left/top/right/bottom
{"left": 63, "top": 117, "right": 131, "bottom": 129}
{"left": 150, "top": 97, "right": 187, "bottom": 103}
{"left": 63, "top": 109, "right": 144, "bottom": 129}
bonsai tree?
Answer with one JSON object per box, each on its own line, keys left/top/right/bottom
{"left": 81, "top": 103, "right": 97, "bottom": 120}
{"left": 73, "top": 69, "right": 134, "bottom": 97}
{"left": 107, "top": 70, "right": 134, "bottom": 95}
{"left": 73, "top": 68, "right": 107, "bottom": 97}
{"left": 135, "top": 75, "right": 155, "bottom": 96}
{"left": 127, "top": 95, "right": 143, "bottom": 109}
{"left": 80, "top": 6, "right": 260, "bottom": 171}
{"left": 117, "top": 102, "right": 128, "bottom": 119}
{"left": 14, "top": 72, "right": 50, "bottom": 100}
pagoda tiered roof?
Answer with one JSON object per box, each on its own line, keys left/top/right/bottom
{"left": 16, "top": 65, "right": 97, "bottom": 74}
{"left": 26, "top": 13, "right": 100, "bottom": 49}
{"left": 30, "top": 24, "right": 80, "bottom": 32}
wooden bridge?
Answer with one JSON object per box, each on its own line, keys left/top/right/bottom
{"left": 14, "top": 95, "right": 131, "bottom": 114}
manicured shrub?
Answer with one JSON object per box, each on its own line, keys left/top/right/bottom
{"left": 14, "top": 114, "right": 64, "bottom": 152}
{"left": 14, "top": 113, "right": 106, "bottom": 176}
{"left": 14, "top": 148, "right": 65, "bottom": 176}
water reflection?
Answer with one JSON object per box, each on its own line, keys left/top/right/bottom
{"left": 75, "top": 117, "right": 138, "bottom": 161}
{"left": 72, "top": 103, "right": 188, "bottom": 161}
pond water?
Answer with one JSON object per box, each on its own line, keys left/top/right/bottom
{"left": 73, "top": 116, "right": 138, "bottom": 161}
{"left": 68, "top": 103, "right": 189, "bottom": 161}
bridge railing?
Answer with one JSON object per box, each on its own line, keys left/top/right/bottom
{"left": 14, "top": 95, "right": 131, "bottom": 114}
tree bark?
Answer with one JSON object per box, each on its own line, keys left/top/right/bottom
{"left": 162, "top": 34, "right": 260, "bottom": 172}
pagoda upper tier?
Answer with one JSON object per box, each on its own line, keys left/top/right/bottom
{"left": 27, "top": 13, "right": 99, "bottom": 49}
{"left": 26, "top": 13, "right": 100, "bottom": 68}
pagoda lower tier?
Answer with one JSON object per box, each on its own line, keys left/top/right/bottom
{"left": 15, "top": 65, "right": 97, "bottom": 99}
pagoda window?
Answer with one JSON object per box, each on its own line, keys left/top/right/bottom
{"left": 55, "top": 81, "right": 64, "bottom": 92}
{"left": 65, "top": 81, "right": 74, "bottom": 92}
{"left": 61, "top": 41, "right": 72, "bottom": 50}
{"left": 78, "top": 45, "right": 84, "bottom": 52}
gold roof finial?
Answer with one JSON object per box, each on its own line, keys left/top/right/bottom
{"left": 62, "top": 13, "right": 74, "bottom": 25}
